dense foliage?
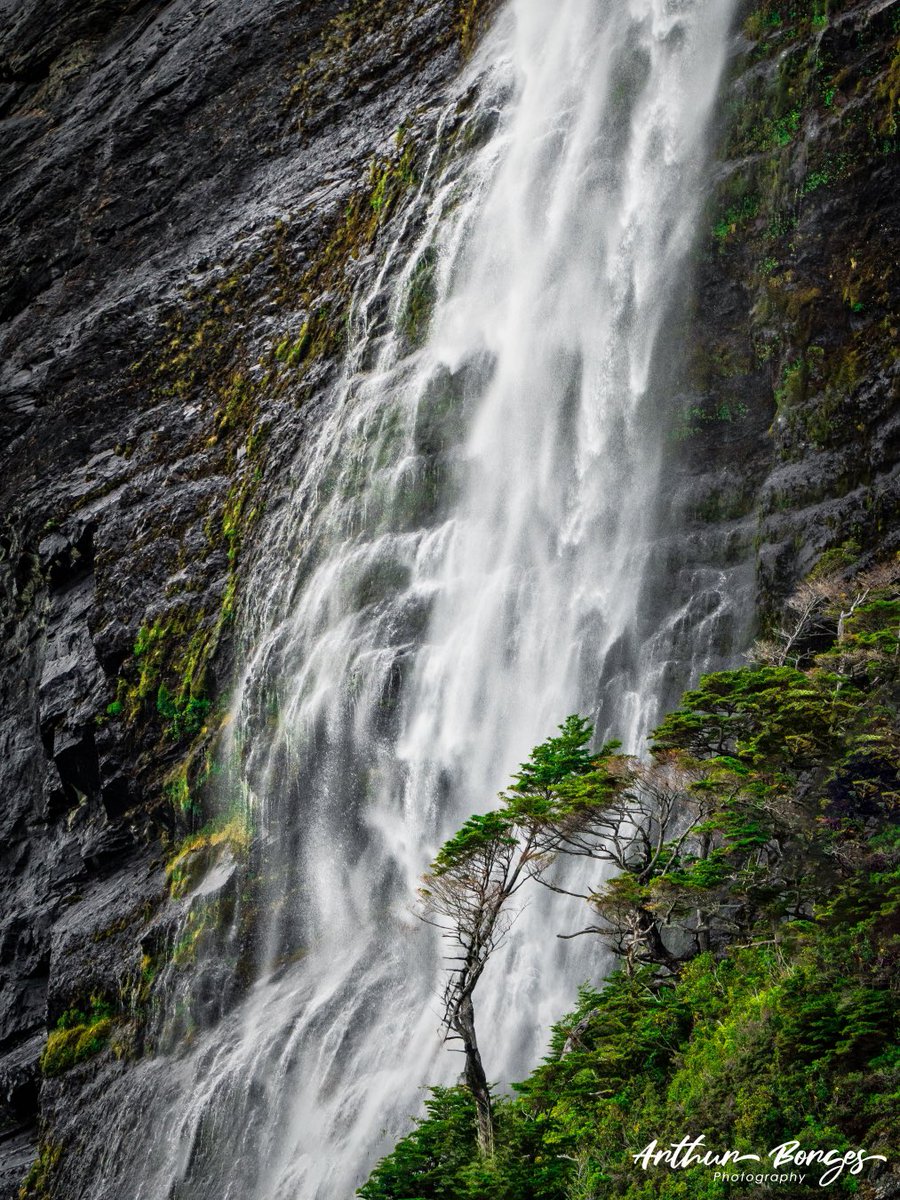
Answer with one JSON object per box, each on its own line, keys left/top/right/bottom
{"left": 359, "top": 566, "right": 900, "bottom": 1199}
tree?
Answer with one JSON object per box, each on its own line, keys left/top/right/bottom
{"left": 419, "top": 810, "right": 532, "bottom": 1155}
{"left": 365, "top": 573, "right": 900, "bottom": 1198}
{"left": 419, "top": 716, "right": 599, "bottom": 1154}
{"left": 748, "top": 576, "right": 840, "bottom": 668}
{"left": 650, "top": 665, "right": 852, "bottom": 770}
{"left": 531, "top": 754, "right": 717, "bottom": 968}
{"left": 748, "top": 559, "right": 900, "bottom": 667}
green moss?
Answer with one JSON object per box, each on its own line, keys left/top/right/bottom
{"left": 121, "top": 78, "right": 425, "bottom": 843}
{"left": 129, "top": 247, "right": 272, "bottom": 757}
{"left": 163, "top": 771, "right": 194, "bottom": 817}
{"left": 156, "top": 686, "right": 211, "bottom": 741}
{"left": 743, "top": 2, "right": 831, "bottom": 44}
{"left": 712, "top": 193, "right": 760, "bottom": 243}
{"left": 275, "top": 323, "right": 314, "bottom": 367}
{"left": 876, "top": 42, "right": 900, "bottom": 135}
{"left": 287, "top": 0, "right": 431, "bottom": 122}
{"left": 692, "top": 485, "right": 756, "bottom": 523}
{"left": 271, "top": 130, "right": 420, "bottom": 376}
{"left": 360, "top": 574, "right": 900, "bottom": 1198}
{"left": 166, "top": 811, "right": 252, "bottom": 899}
{"left": 775, "top": 338, "right": 872, "bottom": 452}
{"left": 162, "top": 737, "right": 225, "bottom": 824}
{"left": 40, "top": 998, "right": 116, "bottom": 1076}
{"left": 673, "top": 399, "right": 749, "bottom": 440}
{"left": 802, "top": 152, "right": 851, "bottom": 194}
{"left": 121, "top": 607, "right": 219, "bottom": 740}
{"left": 18, "top": 1142, "right": 63, "bottom": 1200}
{"left": 215, "top": 371, "right": 256, "bottom": 436}
{"left": 774, "top": 355, "right": 807, "bottom": 409}
{"left": 170, "top": 900, "right": 234, "bottom": 967}
{"left": 400, "top": 248, "right": 438, "bottom": 347}
{"left": 125, "top": 120, "right": 425, "bottom": 822}
{"left": 146, "top": 275, "right": 250, "bottom": 406}
{"left": 457, "top": 0, "right": 500, "bottom": 56}
{"left": 816, "top": 537, "right": 864, "bottom": 578}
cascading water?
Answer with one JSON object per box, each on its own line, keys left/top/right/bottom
{"left": 86, "top": 2, "right": 746, "bottom": 1197}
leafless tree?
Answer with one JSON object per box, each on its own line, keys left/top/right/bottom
{"left": 748, "top": 575, "right": 842, "bottom": 667}
{"left": 750, "top": 558, "right": 900, "bottom": 667}
{"left": 530, "top": 757, "right": 724, "bottom": 968}
{"left": 419, "top": 812, "right": 545, "bottom": 1155}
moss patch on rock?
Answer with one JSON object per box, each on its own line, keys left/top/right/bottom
{"left": 166, "top": 811, "right": 252, "bottom": 900}
{"left": 18, "top": 1141, "right": 63, "bottom": 1200}
{"left": 40, "top": 998, "right": 117, "bottom": 1076}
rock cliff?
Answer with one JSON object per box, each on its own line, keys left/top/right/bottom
{"left": 0, "top": 1, "right": 481, "bottom": 1190}
{"left": 0, "top": 0, "right": 896, "bottom": 1195}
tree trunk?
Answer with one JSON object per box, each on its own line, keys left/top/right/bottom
{"left": 637, "top": 908, "right": 676, "bottom": 967}
{"left": 455, "top": 990, "right": 495, "bottom": 1156}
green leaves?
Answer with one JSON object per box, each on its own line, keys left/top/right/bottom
{"left": 357, "top": 1087, "right": 479, "bottom": 1199}
{"left": 532, "top": 761, "right": 621, "bottom": 819}
{"left": 509, "top": 715, "right": 598, "bottom": 795}
{"left": 431, "top": 811, "right": 517, "bottom": 875}
{"left": 431, "top": 716, "right": 604, "bottom": 871}
{"left": 376, "top": 575, "right": 900, "bottom": 1198}
{"left": 652, "top": 665, "right": 847, "bottom": 768}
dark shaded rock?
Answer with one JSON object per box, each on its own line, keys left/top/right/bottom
{"left": 0, "top": 0, "right": 468, "bottom": 1190}
{"left": 79, "top": 823, "right": 135, "bottom": 874}
{"left": 667, "top": 0, "right": 900, "bottom": 636}
{"left": 0, "top": 1035, "right": 42, "bottom": 1127}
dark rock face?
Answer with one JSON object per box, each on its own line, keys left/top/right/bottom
{"left": 0, "top": 0, "right": 897, "bottom": 1195}
{"left": 668, "top": 0, "right": 900, "bottom": 624}
{"left": 0, "top": 0, "right": 468, "bottom": 1192}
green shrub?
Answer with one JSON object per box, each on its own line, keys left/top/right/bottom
{"left": 359, "top": 575, "right": 900, "bottom": 1197}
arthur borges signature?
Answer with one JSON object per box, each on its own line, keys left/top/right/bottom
{"left": 633, "top": 1135, "right": 887, "bottom": 1187}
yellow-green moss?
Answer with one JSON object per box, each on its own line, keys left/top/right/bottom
{"left": 876, "top": 41, "right": 900, "bottom": 134}
{"left": 743, "top": 1, "right": 830, "bottom": 44}
{"left": 41, "top": 1021, "right": 113, "bottom": 1076}
{"left": 166, "top": 812, "right": 252, "bottom": 899}
{"left": 121, "top": 112, "right": 424, "bottom": 836}
{"left": 18, "top": 1142, "right": 62, "bottom": 1200}
{"left": 400, "top": 248, "right": 438, "bottom": 346}
{"left": 124, "top": 606, "right": 218, "bottom": 739}
{"left": 457, "top": 0, "right": 499, "bottom": 56}
{"left": 272, "top": 131, "right": 419, "bottom": 374}
{"left": 40, "top": 999, "right": 116, "bottom": 1076}
{"left": 287, "top": 0, "right": 439, "bottom": 121}
{"left": 169, "top": 898, "right": 238, "bottom": 967}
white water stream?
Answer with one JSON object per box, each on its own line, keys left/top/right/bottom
{"left": 99, "top": 2, "right": 743, "bottom": 1196}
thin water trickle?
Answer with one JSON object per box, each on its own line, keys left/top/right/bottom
{"left": 91, "top": 3, "right": 745, "bottom": 1197}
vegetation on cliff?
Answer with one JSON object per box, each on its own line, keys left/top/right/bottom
{"left": 39, "top": 999, "right": 117, "bottom": 1078}
{"left": 679, "top": 0, "right": 900, "bottom": 639}
{"left": 360, "top": 561, "right": 900, "bottom": 1199}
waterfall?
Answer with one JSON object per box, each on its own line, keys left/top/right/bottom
{"left": 88, "top": 2, "right": 743, "bottom": 1197}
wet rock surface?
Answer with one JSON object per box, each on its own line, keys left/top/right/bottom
{"left": 0, "top": 0, "right": 466, "bottom": 1191}
{"left": 669, "top": 0, "right": 900, "bottom": 625}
